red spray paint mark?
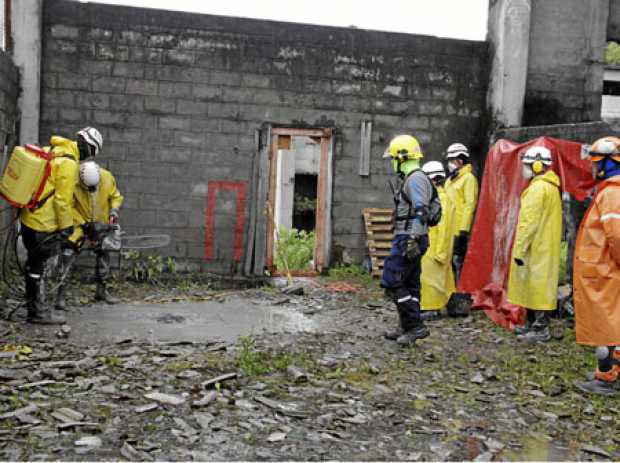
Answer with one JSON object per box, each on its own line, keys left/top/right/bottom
{"left": 204, "top": 181, "right": 247, "bottom": 262}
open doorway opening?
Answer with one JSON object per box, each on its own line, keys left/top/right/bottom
{"left": 266, "top": 128, "right": 333, "bottom": 275}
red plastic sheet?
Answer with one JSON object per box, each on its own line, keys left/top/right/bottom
{"left": 458, "top": 137, "right": 595, "bottom": 329}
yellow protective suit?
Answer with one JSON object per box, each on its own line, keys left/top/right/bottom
{"left": 20, "top": 136, "right": 79, "bottom": 232}
{"left": 69, "top": 168, "right": 124, "bottom": 244}
{"left": 507, "top": 170, "right": 562, "bottom": 310}
{"left": 445, "top": 164, "right": 479, "bottom": 236}
{"left": 574, "top": 176, "right": 620, "bottom": 346}
{"left": 421, "top": 186, "right": 456, "bottom": 310}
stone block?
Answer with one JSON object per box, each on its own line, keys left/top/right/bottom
{"left": 193, "top": 84, "right": 221, "bottom": 101}
{"left": 96, "top": 44, "right": 116, "bottom": 61}
{"left": 163, "top": 50, "right": 195, "bottom": 66}
{"left": 190, "top": 117, "right": 221, "bottom": 133}
{"left": 144, "top": 96, "right": 176, "bottom": 114}
{"left": 241, "top": 73, "right": 273, "bottom": 88}
{"left": 119, "top": 30, "right": 146, "bottom": 46}
{"left": 89, "top": 28, "right": 114, "bottom": 42}
{"left": 176, "top": 100, "right": 208, "bottom": 116}
{"left": 159, "top": 116, "right": 191, "bottom": 131}
{"left": 159, "top": 82, "right": 192, "bottom": 98}
{"left": 126, "top": 79, "right": 158, "bottom": 96}
{"left": 50, "top": 25, "right": 79, "bottom": 39}
{"left": 112, "top": 63, "right": 145, "bottom": 80}
{"left": 174, "top": 131, "right": 205, "bottom": 148}
{"left": 56, "top": 74, "right": 90, "bottom": 91}
{"left": 93, "top": 76, "right": 126, "bottom": 93}
{"left": 210, "top": 71, "right": 242, "bottom": 87}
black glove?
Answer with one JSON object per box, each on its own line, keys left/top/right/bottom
{"left": 453, "top": 231, "right": 469, "bottom": 258}
{"left": 514, "top": 258, "right": 524, "bottom": 266}
{"left": 58, "top": 226, "right": 74, "bottom": 240}
{"left": 404, "top": 237, "right": 422, "bottom": 261}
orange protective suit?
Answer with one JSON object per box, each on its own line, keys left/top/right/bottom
{"left": 574, "top": 176, "right": 620, "bottom": 346}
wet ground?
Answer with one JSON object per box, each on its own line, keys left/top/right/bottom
{"left": 1, "top": 278, "right": 619, "bottom": 461}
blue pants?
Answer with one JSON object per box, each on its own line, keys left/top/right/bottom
{"left": 381, "top": 234, "right": 429, "bottom": 330}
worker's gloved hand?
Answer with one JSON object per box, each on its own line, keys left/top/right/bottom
{"left": 109, "top": 208, "right": 120, "bottom": 224}
{"left": 453, "top": 231, "right": 469, "bottom": 258}
{"left": 58, "top": 226, "right": 74, "bottom": 240}
{"left": 404, "top": 237, "right": 422, "bottom": 261}
{"left": 514, "top": 258, "right": 525, "bottom": 266}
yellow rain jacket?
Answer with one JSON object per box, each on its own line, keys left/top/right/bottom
{"left": 507, "top": 170, "right": 562, "bottom": 310}
{"left": 421, "top": 186, "right": 456, "bottom": 310}
{"left": 70, "top": 168, "right": 124, "bottom": 244}
{"left": 20, "top": 136, "right": 79, "bottom": 232}
{"left": 574, "top": 176, "right": 620, "bottom": 346}
{"left": 445, "top": 164, "right": 479, "bottom": 236}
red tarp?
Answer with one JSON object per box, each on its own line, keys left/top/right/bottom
{"left": 458, "top": 137, "right": 595, "bottom": 329}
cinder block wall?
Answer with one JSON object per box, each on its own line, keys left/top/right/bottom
{"left": 40, "top": 0, "right": 489, "bottom": 272}
{"left": 0, "top": 50, "right": 19, "bottom": 152}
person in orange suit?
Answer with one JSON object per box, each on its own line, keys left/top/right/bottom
{"left": 574, "top": 136, "right": 620, "bottom": 396}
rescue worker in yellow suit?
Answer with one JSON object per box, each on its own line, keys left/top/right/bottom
{"left": 55, "top": 161, "right": 124, "bottom": 309}
{"left": 444, "top": 143, "right": 479, "bottom": 316}
{"left": 574, "top": 137, "right": 620, "bottom": 396}
{"left": 19, "top": 127, "right": 102, "bottom": 324}
{"left": 507, "top": 146, "right": 562, "bottom": 343}
{"left": 420, "top": 161, "right": 456, "bottom": 319}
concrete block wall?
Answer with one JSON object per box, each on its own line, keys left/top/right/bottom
{"left": 493, "top": 121, "right": 614, "bottom": 145}
{"left": 0, "top": 49, "right": 19, "bottom": 152}
{"left": 40, "top": 0, "right": 489, "bottom": 272}
{"left": 523, "top": 0, "right": 608, "bottom": 126}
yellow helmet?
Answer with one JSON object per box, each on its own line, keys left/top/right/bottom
{"left": 382, "top": 135, "right": 423, "bottom": 161}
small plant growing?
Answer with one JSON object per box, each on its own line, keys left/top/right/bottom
{"left": 123, "top": 250, "right": 166, "bottom": 283}
{"left": 274, "top": 227, "right": 315, "bottom": 272}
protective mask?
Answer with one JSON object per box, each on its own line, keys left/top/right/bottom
{"left": 521, "top": 164, "right": 534, "bottom": 180}
{"left": 447, "top": 161, "right": 458, "bottom": 173}
{"left": 77, "top": 137, "right": 93, "bottom": 161}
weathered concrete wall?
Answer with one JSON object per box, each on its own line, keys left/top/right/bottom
{"left": 523, "top": 0, "right": 608, "bottom": 126}
{"left": 492, "top": 121, "right": 613, "bottom": 144}
{"left": 608, "top": 0, "right": 620, "bottom": 41}
{"left": 486, "top": 0, "right": 531, "bottom": 129}
{"left": 40, "top": 0, "right": 489, "bottom": 272}
{"left": 0, "top": 49, "right": 19, "bottom": 154}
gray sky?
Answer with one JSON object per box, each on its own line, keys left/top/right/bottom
{"left": 80, "top": 0, "right": 489, "bottom": 41}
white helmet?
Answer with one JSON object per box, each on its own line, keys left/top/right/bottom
{"left": 422, "top": 160, "right": 446, "bottom": 179}
{"left": 76, "top": 127, "right": 103, "bottom": 156}
{"left": 445, "top": 143, "right": 469, "bottom": 159}
{"left": 79, "top": 161, "right": 101, "bottom": 188}
{"left": 521, "top": 146, "right": 552, "bottom": 166}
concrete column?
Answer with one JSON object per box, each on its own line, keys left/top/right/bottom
{"left": 487, "top": 0, "right": 532, "bottom": 129}
{"left": 11, "top": 0, "right": 42, "bottom": 144}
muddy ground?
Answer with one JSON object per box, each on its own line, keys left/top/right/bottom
{"left": 1, "top": 275, "right": 619, "bottom": 461}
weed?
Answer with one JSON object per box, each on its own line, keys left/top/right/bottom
{"left": 236, "top": 336, "right": 271, "bottom": 378}
{"left": 123, "top": 250, "right": 174, "bottom": 283}
{"left": 326, "top": 264, "right": 374, "bottom": 286}
{"left": 164, "top": 360, "right": 193, "bottom": 373}
{"left": 98, "top": 355, "right": 122, "bottom": 368}
{"left": 274, "top": 227, "right": 315, "bottom": 272}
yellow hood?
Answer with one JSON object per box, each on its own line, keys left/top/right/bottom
{"left": 49, "top": 136, "right": 79, "bottom": 162}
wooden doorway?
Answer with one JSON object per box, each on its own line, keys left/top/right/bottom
{"left": 265, "top": 127, "right": 333, "bottom": 275}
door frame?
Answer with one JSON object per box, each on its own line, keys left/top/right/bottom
{"left": 266, "top": 127, "right": 334, "bottom": 274}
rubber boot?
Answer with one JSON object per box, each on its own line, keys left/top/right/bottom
{"left": 514, "top": 309, "right": 536, "bottom": 336}
{"left": 518, "top": 311, "right": 550, "bottom": 343}
{"left": 384, "top": 327, "right": 404, "bottom": 341}
{"left": 396, "top": 323, "right": 430, "bottom": 346}
{"left": 576, "top": 379, "right": 618, "bottom": 396}
{"left": 27, "top": 277, "right": 66, "bottom": 325}
{"left": 420, "top": 310, "right": 441, "bottom": 321}
{"left": 95, "top": 282, "right": 120, "bottom": 304}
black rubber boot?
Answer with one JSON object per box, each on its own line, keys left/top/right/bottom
{"left": 95, "top": 283, "right": 120, "bottom": 304}
{"left": 514, "top": 309, "right": 536, "bottom": 335}
{"left": 420, "top": 310, "right": 441, "bottom": 321}
{"left": 396, "top": 323, "right": 430, "bottom": 346}
{"left": 384, "top": 327, "right": 404, "bottom": 340}
{"left": 27, "top": 277, "right": 66, "bottom": 325}
{"left": 518, "top": 311, "right": 550, "bottom": 343}
{"left": 576, "top": 379, "right": 618, "bottom": 396}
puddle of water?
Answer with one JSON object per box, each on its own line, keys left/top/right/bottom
{"left": 64, "top": 296, "right": 319, "bottom": 345}
{"left": 501, "top": 437, "right": 574, "bottom": 461}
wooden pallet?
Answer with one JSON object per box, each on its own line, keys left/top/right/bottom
{"left": 362, "top": 208, "right": 394, "bottom": 277}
